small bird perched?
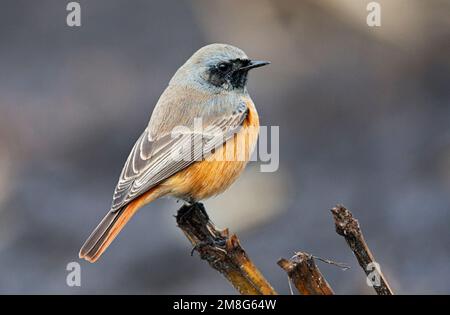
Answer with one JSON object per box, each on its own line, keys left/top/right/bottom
{"left": 79, "top": 44, "right": 269, "bottom": 262}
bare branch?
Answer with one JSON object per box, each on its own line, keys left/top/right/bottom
{"left": 331, "top": 204, "right": 394, "bottom": 295}
{"left": 176, "top": 202, "right": 277, "bottom": 295}
{"left": 278, "top": 252, "right": 334, "bottom": 295}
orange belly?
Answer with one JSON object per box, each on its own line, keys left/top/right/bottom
{"left": 160, "top": 99, "right": 260, "bottom": 201}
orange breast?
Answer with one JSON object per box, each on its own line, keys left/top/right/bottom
{"left": 161, "top": 98, "right": 260, "bottom": 201}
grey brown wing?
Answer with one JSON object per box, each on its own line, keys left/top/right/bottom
{"left": 110, "top": 104, "right": 248, "bottom": 211}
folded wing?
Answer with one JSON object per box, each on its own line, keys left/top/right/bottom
{"left": 110, "top": 102, "right": 248, "bottom": 212}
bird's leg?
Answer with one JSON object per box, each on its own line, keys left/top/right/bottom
{"left": 176, "top": 201, "right": 209, "bottom": 223}
{"left": 192, "top": 202, "right": 209, "bottom": 220}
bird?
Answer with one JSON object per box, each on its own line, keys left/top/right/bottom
{"left": 79, "top": 43, "right": 270, "bottom": 262}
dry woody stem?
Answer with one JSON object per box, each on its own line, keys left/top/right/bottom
{"left": 331, "top": 204, "right": 394, "bottom": 295}
{"left": 176, "top": 202, "right": 395, "bottom": 295}
{"left": 278, "top": 252, "right": 334, "bottom": 295}
{"left": 176, "top": 202, "right": 277, "bottom": 295}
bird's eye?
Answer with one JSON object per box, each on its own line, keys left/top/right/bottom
{"left": 217, "top": 62, "right": 231, "bottom": 72}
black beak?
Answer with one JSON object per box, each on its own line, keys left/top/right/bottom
{"left": 240, "top": 60, "right": 270, "bottom": 71}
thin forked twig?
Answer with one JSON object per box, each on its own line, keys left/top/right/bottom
{"left": 312, "top": 255, "right": 350, "bottom": 270}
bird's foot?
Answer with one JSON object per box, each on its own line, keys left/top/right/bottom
{"left": 190, "top": 238, "right": 227, "bottom": 256}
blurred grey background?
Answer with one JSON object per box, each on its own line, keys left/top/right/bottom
{"left": 0, "top": 0, "right": 449, "bottom": 294}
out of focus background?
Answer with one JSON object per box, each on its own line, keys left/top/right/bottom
{"left": 0, "top": 0, "right": 449, "bottom": 294}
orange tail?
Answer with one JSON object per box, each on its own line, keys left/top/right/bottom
{"left": 79, "top": 188, "right": 159, "bottom": 263}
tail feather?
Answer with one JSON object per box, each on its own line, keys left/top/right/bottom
{"left": 80, "top": 186, "right": 162, "bottom": 262}
{"left": 79, "top": 203, "right": 140, "bottom": 263}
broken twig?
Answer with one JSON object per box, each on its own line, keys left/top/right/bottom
{"left": 331, "top": 204, "right": 394, "bottom": 295}
{"left": 278, "top": 252, "right": 334, "bottom": 295}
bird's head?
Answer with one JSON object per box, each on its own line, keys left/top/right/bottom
{"left": 172, "top": 43, "right": 270, "bottom": 92}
